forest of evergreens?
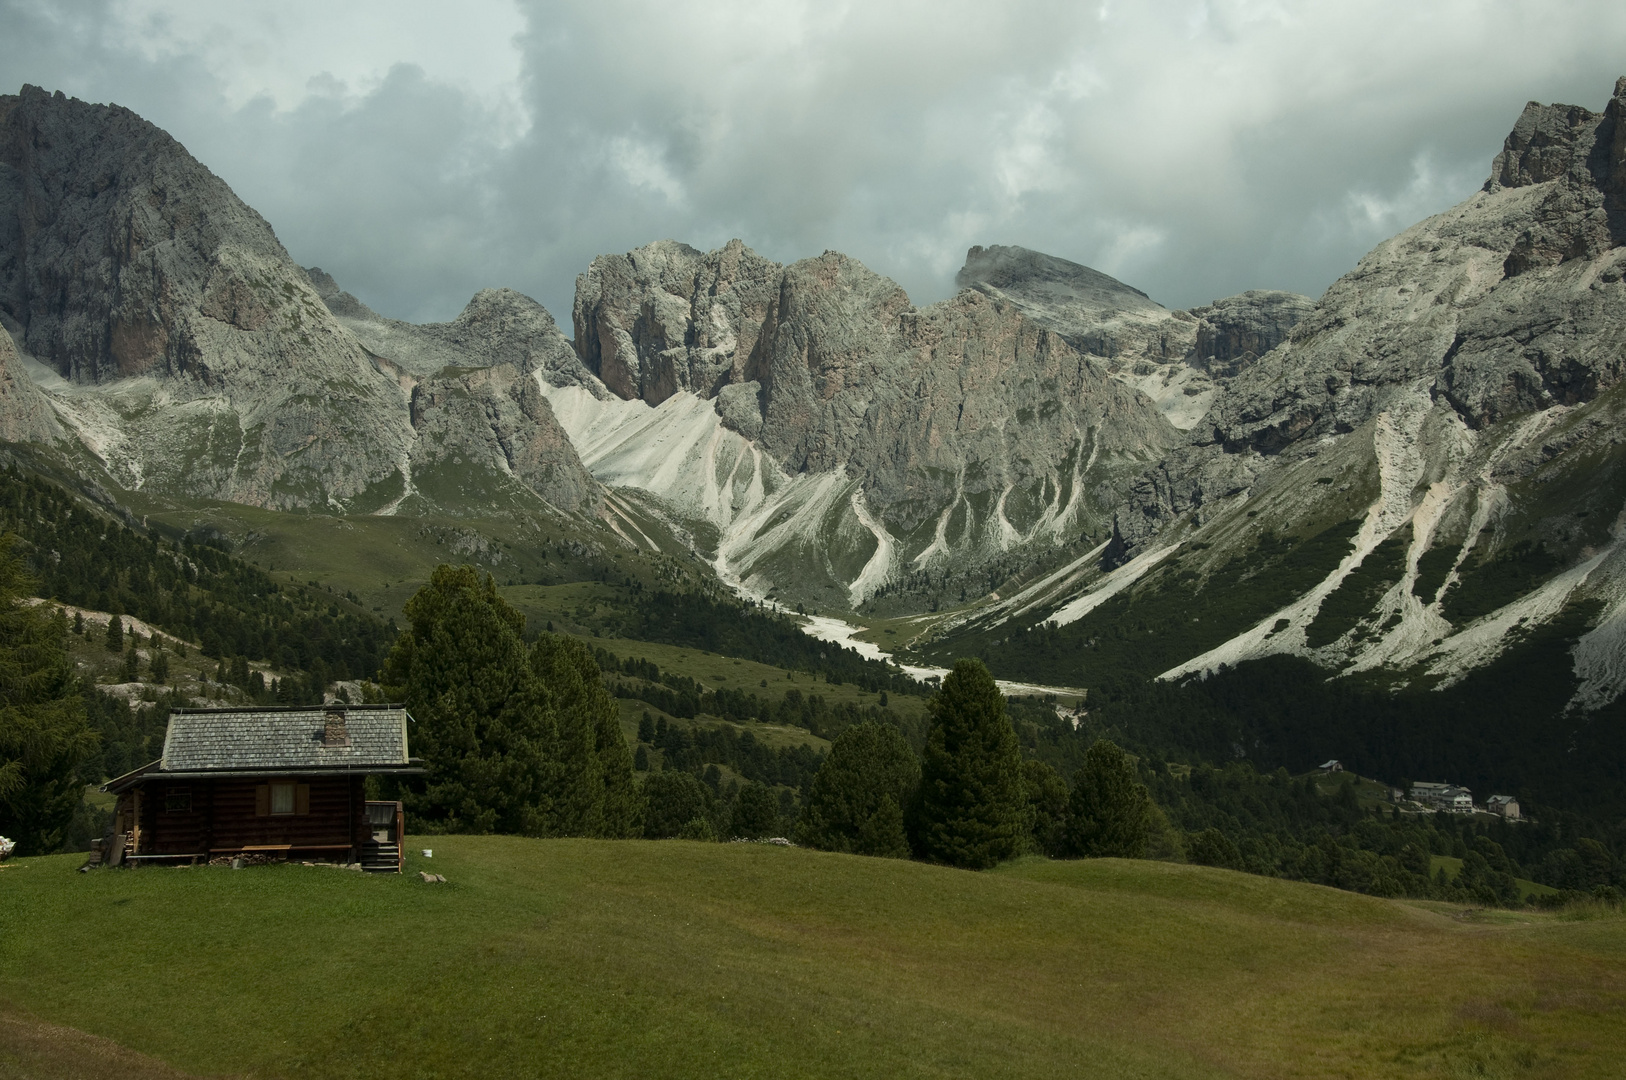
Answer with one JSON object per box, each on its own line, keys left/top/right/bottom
{"left": 0, "top": 466, "right": 393, "bottom": 685}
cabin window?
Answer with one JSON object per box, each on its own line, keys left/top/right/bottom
{"left": 270, "top": 781, "right": 296, "bottom": 815}
{"left": 165, "top": 789, "right": 191, "bottom": 813}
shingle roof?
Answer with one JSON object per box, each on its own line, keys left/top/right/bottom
{"left": 159, "top": 705, "right": 413, "bottom": 773}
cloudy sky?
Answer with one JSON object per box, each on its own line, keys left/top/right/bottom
{"left": 4, "top": 1, "right": 1624, "bottom": 325}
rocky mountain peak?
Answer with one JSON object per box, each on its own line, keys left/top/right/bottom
{"left": 572, "top": 237, "right": 781, "bottom": 405}
{"left": 1490, "top": 76, "right": 1626, "bottom": 193}
{"left": 0, "top": 84, "right": 291, "bottom": 383}
{"left": 955, "top": 244, "right": 1163, "bottom": 318}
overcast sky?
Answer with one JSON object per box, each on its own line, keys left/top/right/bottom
{"left": 5, "top": 1, "right": 1625, "bottom": 325}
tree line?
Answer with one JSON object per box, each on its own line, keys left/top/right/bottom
{"left": 594, "top": 646, "right": 926, "bottom": 743}
{"left": 611, "top": 590, "right": 928, "bottom": 697}
{"left": 0, "top": 466, "right": 392, "bottom": 684}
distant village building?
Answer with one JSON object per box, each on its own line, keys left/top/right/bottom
{"left": 1317, "top": 760, "right": 1344, "bottom": 773}
{"left": 101, "top": 705, "right": 422, "bottom": 872}
{"left": 1410, "top": 781, "right": 1474, "bottom": 814}
{"left": 1487, "top": 794, "right": 1521, "bottom": 820}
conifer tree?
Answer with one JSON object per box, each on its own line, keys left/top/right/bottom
{"left": 1063, "top": 738, "right": 1150, "bottom": 858}
{"left": 383, "top": 565, "right": 557, "bottom": 834}
{"left": 1022, "top": 758, "right": 1070, "bottom": 856}
{"left": 796, "top": 721, "right": 917, "bottom": 857}
{"left": 105, "top": 614, "right": 122, "bottom": 652}
{"left": 910, "top": 659, "right": 1026, "bottom": 869}
{"left": 530, "top": 633, "right": 642, "bottom": 838}
{"left": 642, "top": 770, "right": 715, "bottom": 839}
{"left": 0, "top": 539, "right": 95, "bottom": 854}
{"left": 730, "top": 781, "right": 780, "bottom": 839}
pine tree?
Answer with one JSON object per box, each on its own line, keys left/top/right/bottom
{"left": 1063, "top": 739, "right": 1150, "bottom": 858}
{"left": 0, "top": 539, "right": 95, "bottom": 854}
{"left": 642, "top": 770, "right": 715, "bottom": 839}
{"left": 382, "top": 565, "right": 558, "bottom": 834}
{"left": 530, "top": 633, "right": 642, "bottom": 838}
{"left": 1022, "top": 758, "right": 1070, "bottom": 856}
{"left": 105, "top": 614, "right": 123, "bottom": 653}
{"left": 729, "top": 781, "right": 781, "bottom": 839}
{"left": 909, "top": 659, "right": 1026, "bottom": 869}
{"left": 796, "top": 721, "right": 917, "bottom": 857}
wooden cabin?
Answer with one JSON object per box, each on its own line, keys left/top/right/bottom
{"left": 103, "top": 705, "right": 422, "bottom": 872}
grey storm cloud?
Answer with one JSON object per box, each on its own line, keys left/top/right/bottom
{"left": 4, "top": 0, "right": 1626, "bottom": 325}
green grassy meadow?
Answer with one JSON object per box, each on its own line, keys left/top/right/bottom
{"left": 4, "top": 839, "right": 1624, "bottom": 1079}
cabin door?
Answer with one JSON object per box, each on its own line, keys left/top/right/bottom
{"left": 364, "top": 801, "right": 399, "bottom": 844}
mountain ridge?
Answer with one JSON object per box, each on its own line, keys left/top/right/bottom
{"left": 3, "top": 78, "right": 1626, "bottom": 724}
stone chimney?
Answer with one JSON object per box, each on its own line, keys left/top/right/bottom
{"left": 323, "top": 710, "right": 350, "bottom": 747}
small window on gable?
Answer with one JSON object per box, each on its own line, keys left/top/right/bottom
{"left": 165, "top": 789, "right": 191, "bottom": 813}
{"left": 270, "top": 781, "right": 296, "bottom": 815}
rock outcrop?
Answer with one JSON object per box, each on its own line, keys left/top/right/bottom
{"left": 1188, "top": 291, "right": 1317, "bottom": 378}
{"left": 954, "top": 244, "right": 1313, "bottom": 430}
{"left": 407, "top": 362, "right": 599, "bottom": 514}
{"left": 310, "top": 270, "right": 595, "bottom": 394}
{"left": 0, "top": 323, "right": 60, "bottom": 444}
{"left": 572, "top": 238, "right": 781, "bottom": 405}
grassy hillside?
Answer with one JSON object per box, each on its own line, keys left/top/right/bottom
{"left": 4, "top": 839, "right": 1624, "bottom": 1079}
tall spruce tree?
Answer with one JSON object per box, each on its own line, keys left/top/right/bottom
{"left": 796, "top": 722, "right": 917, "bottom": 857}
{"left": 0, "top": 537, "right": 95, "bottom": 854}
{"left": 1022, "top": 758, "right": 1071, "bottom": 857}
{"left": 1063, "top": 738, "right": 1150, "bottom": 858}
{"left": 530, "top": 633, "right": 642, "bottom": 838}
{"left": 910, "top": 659, "right": 1026, "bottom": 869}
{"left": 642, "top": 769, "right": 716, "bottom": 839}
{"left": 729, "top": 781, "right": 780, "bottom": 839}
{"left": 383, "top": 565, "right": 558, "bottom": 834}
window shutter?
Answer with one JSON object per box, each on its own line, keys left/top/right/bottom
{"left": 255, "top": 784, "right": 269, "bottom": 816}
{"left": 295, "top": 784, "right": 310, "bottom": 816}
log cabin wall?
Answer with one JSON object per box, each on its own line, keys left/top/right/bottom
{"left": 140, "top": 776, "right": 367, "bottom": 856}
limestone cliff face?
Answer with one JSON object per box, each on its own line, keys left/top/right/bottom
{"left": 760, "top": 260, "right": 1175, "bottom": 539}
{"left": 0, "top": 85, "right": 412, "bottom": 509}
{"left": 572, "top": 238, "right": 781, "bottom": 405}
{"left": 0, "top": 326, "right": 60, "bottom": 444}
{"left": 309, "top": 270, "right": 600, "bottom": 514}
{"left": 407, "top": 363, "right": 599, "bottom": 514}
{"left": 954, "top": 244, "right": 1313, "bottom": 432}
{"left": 559, "top": 239, "right": 1181, "bottom": 607}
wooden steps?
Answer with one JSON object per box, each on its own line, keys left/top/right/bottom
{"left": 360, "top": 843, "right": 400, "bottom": 874}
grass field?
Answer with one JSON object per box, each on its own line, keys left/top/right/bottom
{"left": 3, "top": 839, "right": 1624, "bottom": 1079}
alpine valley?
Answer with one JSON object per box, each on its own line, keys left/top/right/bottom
{"left": 6, "top": 79, "right": 1626, "bottom": 813}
